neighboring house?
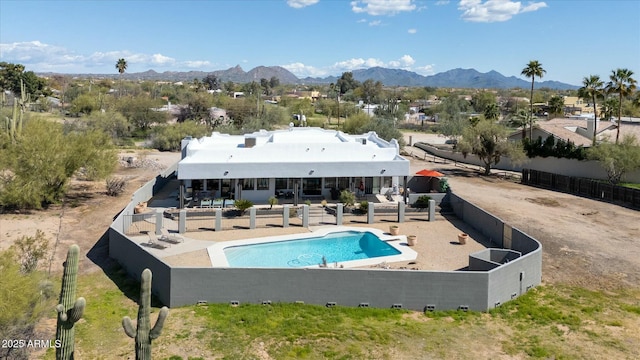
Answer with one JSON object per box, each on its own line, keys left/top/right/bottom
{"left": 284, "top": 90, "right": 320, "bottom": 102}
{"left": 177, "top": 127, "right": 410, "bottom": 205}
{"left": 562, "top": 96, "right": 599, "bottom": 116}
{"left": 507, "top": 117, "right": 623, "bottom": 147}
{"left": 359, "top": 102, "right": 378, "bottom": 116}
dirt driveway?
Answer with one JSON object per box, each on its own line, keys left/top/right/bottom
{"left": 403, "top": 131, "right": 640, "bottom": 290}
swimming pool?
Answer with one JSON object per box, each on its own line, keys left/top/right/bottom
{"left": 207, "top": 227, "right": 417, "bottom": 268}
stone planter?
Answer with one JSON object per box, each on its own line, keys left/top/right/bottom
{"left": 134, "top": 201, "right": 148, "bottom": 214}
{"left": 407, "top": 235, "right": 417, "bottom": 246}
{"left": 389, "top": 225, "right": 400, "bottom": 236}
{"left": 458, "top": 233, "right": 468, "bottom": 245}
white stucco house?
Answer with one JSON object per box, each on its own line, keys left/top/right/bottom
{"left": 177, "top": 127, "right": 410, "bottom": 206}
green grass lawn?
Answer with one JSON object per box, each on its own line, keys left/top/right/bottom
{"left": 620, "top": 182, "right": 640, "bottom": 190}
{"left": 42, "top": 266, "right": 640, "bottom": 359}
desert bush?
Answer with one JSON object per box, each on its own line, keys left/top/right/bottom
{"left": 151, "top": 122, "right": 209, "bottom": 151}
{"left": 339, "top": 190, "right": 355, "bottom": 207}
{"left": 0, "top": 119, "right": 117, "bottom": 209}
{"left": 106, "top": 176, "right": 127, "bottom": 196}
{"left": 0, "top": 249, "right": 50, "bottom": 360}
{"left": 234, "top": 199, "right": 253, "bottom": 214}
{"left": 414, "top": 195, "right": 432, "bottom": 208}
{"left": 10, "top": 230, "right": 49, "bottom": 273}
{"left": 268, "top": 196, "right": 278, "bottom": 209}
{"left": 358, "top": 201, "right": 369, "bottom": 214}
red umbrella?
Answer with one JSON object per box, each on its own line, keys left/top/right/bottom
{"left": 415, "top": 169, "right": 444, "bottom": 177}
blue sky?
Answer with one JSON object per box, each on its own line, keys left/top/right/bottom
{"left": 1, "top": 0, "right": 638, "bottom": 86}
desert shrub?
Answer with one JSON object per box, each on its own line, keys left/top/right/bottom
{"left": 0, "top": 249, "right": 50, "bottom": 360}
{"left": 523, "top": 135, "right": 587, "bottom": 160}
{"left": 339, "top": 190, "right": 355, "bottom": 207}
{"left": 151, "top": 122, "right": 209, "bottom": 151}
{"left": 106, "top": 176, "right": 127, "bottom": 196}
{"left": 10, "top": 230, "right": 49, "bottom": 273}
{"left": 439, "top": 178, "right": 450, "bottom": 192}
{"left": 234, "top": 199, "right": 253, "bottom": 214}
{"left": 0, "top": 119, "right": 116, "bottom": 209}
{"left": 304, "top": 199, "right": 312, "bottom": 206}
{"left": 358, "top": 201, "right": 369, "bottom": 214}
{"left": 414, "top": 195, "right": 432, "bottom": 208}
{"left": 268, "top": 196, "right": 278, "bottom": 209}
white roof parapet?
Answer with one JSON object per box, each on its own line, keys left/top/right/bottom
{"left": 178, "top": 127, "right": 409, "bottom": 179}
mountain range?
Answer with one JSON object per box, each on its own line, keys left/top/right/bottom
{"left": 41, "top": 66, "right": 579, "bottom": 90}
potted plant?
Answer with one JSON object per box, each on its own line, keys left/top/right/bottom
{"left": 407, "top": 235, "right": 417, "bottom": 246}
{"left": 458, "top": 233, "right": 468, "bottom": 245}
{"left": 389, "top": 225, "right": 400, "bottom": 235}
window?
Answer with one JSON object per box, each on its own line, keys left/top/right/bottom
{"left": 257, "top": 178, "right": 269, "bottom": 190}
{"left": 275, "top": 178, "right": 290, "bottom": 190}
{"left": 242, "top": 178, "right": 254, "bottom": 190}
{"left": 324, "top": 177, "right": 336, "bottom": 189}
{"left": 206, "top": 179, "right": 219, "bottom": 191}
{"left": 337, "top": 177, "right": 349, "bottom": 190}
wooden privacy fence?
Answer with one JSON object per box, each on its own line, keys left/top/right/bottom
{"left": 521, "top": 169, "right": 640, "bottom": 210}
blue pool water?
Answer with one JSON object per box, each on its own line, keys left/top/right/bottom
{"left": 223, "top": 231, "right": 401, "bottom": 268}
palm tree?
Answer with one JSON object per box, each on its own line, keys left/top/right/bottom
{"left": 521, "top": 60, "right": 546, "bottom": 139}
{"left": 508, "top": 109, "right": 529, "bottom": 140}
{"left": 578, "top": 75, "right": 604, "bottom": 145}
{"left": 547, "top": 95, "right": 565, "bottom": 118}
{"left": 606, "top": 68, "right": 637, "bottom": 143}
{"left": 115, "top": 58, "right": 127, "bottom": 97}
{"left": 600, "top": 97, "right": 618, "bottom": 123}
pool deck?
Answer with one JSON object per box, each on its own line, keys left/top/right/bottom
{"left": 131, "top": 211, "right": 489, "bottom": 271}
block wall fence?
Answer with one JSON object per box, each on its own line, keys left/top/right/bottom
{"left": 109, "top": 166, "right": 541, "bottom": 311}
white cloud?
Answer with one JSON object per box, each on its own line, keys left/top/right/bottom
{"left": 413, "top": 64, "right": 435, "bottom": 75}
{"left": 351, "top": 0, "right": 417, "bottom": 16}
{"left": 408, "top": 28, "right": 417, "bottom": 34}
{"left": 435, "top": 0, "right": 450, "bottom": 5}
{"left": 388, "top": 55, "right": 415, "bottom": 68}
{"left": 286, "top": 0, "right": 320, "bottom": 8}
{"left": 281, "top": 62, "right": 327, "bottom": 77}
{"left": 282, "top": 54, "right": 431, "bottom": 78}
{"left": 151, "top": 53, "right": 176, "bottom": 65}
{"left": 183, "top": 60, "right": 211, "bottom": 68}
{"left": 458, "top": 0, "right": 547, "bottom": 23}
{"left": 399, "top": 54, "right": 415, "bottom": 66}
{"left": 0, "top": 41, "right": 211, "bottom": 72}
{"left": 369, "top": 20, "right": 382, "bottom": 26}
{"left": 333, "top": 57, "right": 386, "bottom": 71}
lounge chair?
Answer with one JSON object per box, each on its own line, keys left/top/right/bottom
{"left": 159, "top": 228, "right": 184, "bottom": 244}
{"left": 146, "top": 232, "right": 168, "bottom": 249}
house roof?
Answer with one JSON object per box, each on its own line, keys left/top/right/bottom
{"left": 178, "top": 127, "right": 409, "bottom": 180}
{"left": 509, "top": 117, "right": 622, "bottom": 147}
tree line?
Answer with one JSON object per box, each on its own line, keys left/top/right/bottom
{"left": 1, "top": 59, "right": 639, "bottom": 212}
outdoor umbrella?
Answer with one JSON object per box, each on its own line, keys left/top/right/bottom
{"left": 415, "top": 169, "right": 444, "bottom": 177}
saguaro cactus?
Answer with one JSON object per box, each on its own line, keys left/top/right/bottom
{"left": 55, "top": 244, "right": 86, "bottom": 360}
{"left": 123, "top": 268, "right": 169, "bottom": 360}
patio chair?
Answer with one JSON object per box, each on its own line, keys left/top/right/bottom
{"left": 200, "top": 199, "right": 212, "bottom": 208}
{"left": 212, "top": 199, "right": 224, "bottom": 208}
{"left": 224, "top": 199, "right": 235, "bottom": 208}
{"left": 159, "top": 228, "right": 184, "bottom": 244}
